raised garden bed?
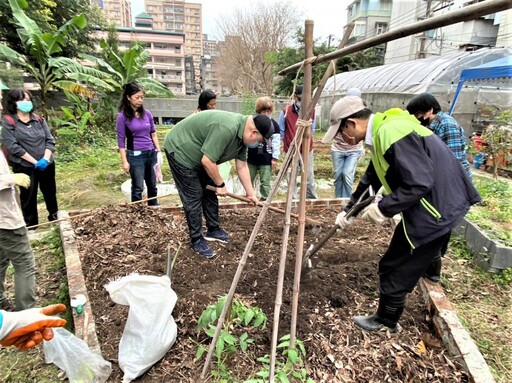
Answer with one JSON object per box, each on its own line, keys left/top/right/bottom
{"left": 62, "top": 203, "right": 484, "bottom": 382}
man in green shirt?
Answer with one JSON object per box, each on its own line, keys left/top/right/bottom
{"left": 163, "top": 110, "right": 273, "bottom": 258}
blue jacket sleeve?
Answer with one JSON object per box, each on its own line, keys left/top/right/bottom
{"left": 278, "top": 110, "right": 286, "bottom": 140}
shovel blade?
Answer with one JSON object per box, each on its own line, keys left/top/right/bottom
{"left": 301, "top": 244, "right": 314, "bottom": 274}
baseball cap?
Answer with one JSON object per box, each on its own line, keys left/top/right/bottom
{"left": 252, "top": 114, "right": 274, "bottom": 148}
{"left": 322, "top": 96, "right": 366, "bottom": 144}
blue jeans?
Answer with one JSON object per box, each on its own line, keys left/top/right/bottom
{"left": 288, "top": 150, "right": 318, "bottom": 199}
{"left": 127, "top": 149, "right": 158, "bottom": 205}
{"left": 332, "top": 150, "right": 363, "bottom": 198}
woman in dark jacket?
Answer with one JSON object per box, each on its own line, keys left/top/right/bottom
{"left": 1, "top": 89, "right": 58, "bottom": 228}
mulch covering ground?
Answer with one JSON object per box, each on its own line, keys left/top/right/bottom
{"left": 72, "top": 204, "right": 469, "bottom": 382}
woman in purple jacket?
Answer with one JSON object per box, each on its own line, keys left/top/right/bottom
{"left": 116, "top": 82, "right": 162, "bottom": 205}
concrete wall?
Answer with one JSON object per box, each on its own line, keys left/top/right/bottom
{"left": 144, "top": 97, "right": 293, "bottom": 124}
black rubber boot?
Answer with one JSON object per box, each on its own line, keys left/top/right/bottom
{"left": 353, "top": 295, "right": 404, "bottom": 333}
{"left": 423, "top": 253, "right": 442, "bottom": 283}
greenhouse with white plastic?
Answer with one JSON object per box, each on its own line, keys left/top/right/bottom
{"left": 317, "top": 46, "right": 512, "bottom": 135}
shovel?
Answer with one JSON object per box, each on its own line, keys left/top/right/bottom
{"left": 302, "top": 188, "right": 375, "bottom": 274}
{"left": 205, "top": 185, "right": 322, "bottom": 234}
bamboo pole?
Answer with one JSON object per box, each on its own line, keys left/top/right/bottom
{"left": 26, "top": 191, "right": 176, "bottom": 230}
{"left": 278, "top": 0, "right": 512, "bottom": 75}
{"left": 268, "top": 123, "right": 305, "bottom": 382}
{"left": 200, "top": 133, "right": 302, "bottom": 379}
{"left": 289, "top": 20, "right": 314, "bottom": 351}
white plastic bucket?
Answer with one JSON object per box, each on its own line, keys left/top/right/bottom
{"left": 121, "top": 179, "right": 178, "bottom": 202}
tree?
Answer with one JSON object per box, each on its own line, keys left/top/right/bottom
{"left": 82, "top": 38, "right": 174, "bottom": 128}
{"left": 85, "top": 38, "right": 174, "bottom": 97}
{"left": 215, "top": 2, "right": 300, "bottom": 96}
{"left": 269, "top": 30, "right": 353, "bottom": 97}
{"left": 480, "top": 111, "right": 512, "bottom": 179}
{"left": 0, "top": 0, "right": 113, "bottom": 118}
{"left": 0, "top": 0, "right": 107, "bottom": 59}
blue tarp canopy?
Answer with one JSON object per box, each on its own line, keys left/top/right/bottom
{"left": 449, "top": 56, "right": 512, "bottom": 114}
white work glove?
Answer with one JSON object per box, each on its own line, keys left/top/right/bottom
{"left": 335, "top": 211, "right": 354, "bottom": 230}
{"left": 157, "top": 151, "right": 164, "bottom": 166}
{"left": 389, "top": 214, "right": 401, "bottom": 229}
{"left": 361, "top": 202, "right": 388, "bottom": 225}
{"left": 12, "top": 173, "right": 30, "bottom": 189}
{"left": 0, "top": 304, "right": 67, "bottom": 350}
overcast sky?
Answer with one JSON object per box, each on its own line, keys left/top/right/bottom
{"left": 131, "top": 0, "right": 349, "bottom": 43}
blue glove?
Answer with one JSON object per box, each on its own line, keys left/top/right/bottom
{"left": 34, "top": 158, "right": 49, "bottom": 171}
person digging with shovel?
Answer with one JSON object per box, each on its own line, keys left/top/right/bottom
{"left": 163, "top": 110, "right": 273, "bottom": 258}
{"left": 322, "top": 96, "right": 480, "bottom": 333}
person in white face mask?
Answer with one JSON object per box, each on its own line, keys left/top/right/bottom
{"left": 0, "top": 88, "right": 58, "bottom": 228}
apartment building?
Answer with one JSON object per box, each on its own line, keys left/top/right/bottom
{"left": 95, "top": 13, "right": 186, "bottom": 95}
{"left": 384, "top": 0, "right": 512, "bottom": 64}
{"left": 200, "top": 34, "right": 220, "bottom": 93}
{"left": 346, "top": 0, "right": 392, "bottom": 44}
{"left": 145, "top": 0, "right": 203, "bottom": 94}
{"left": 92, "top": 0, "right": 132, "bottom": 27}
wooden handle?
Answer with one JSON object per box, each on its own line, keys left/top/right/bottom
{"left": 206, "top": 185, "right": 322, "bottom": 227}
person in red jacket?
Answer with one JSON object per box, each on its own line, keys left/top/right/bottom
{"left": 278, "top": 86, "right": 318, "bottom": 199}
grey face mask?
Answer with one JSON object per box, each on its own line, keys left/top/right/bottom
{"left": 417, "top": 116, "right": 430, "bottom": 126}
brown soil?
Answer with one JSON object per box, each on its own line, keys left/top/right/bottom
{"left": 72, "top": 204, "right": 469, "bottom": 383}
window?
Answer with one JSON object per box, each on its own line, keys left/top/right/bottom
{"left": 380, "top": 0, "right": 391, "bottom": 10}
{"left": 375, "top": 22, "right": 388, "bottom": 35}
{"left": 354, "top": 23, "right": 365, "bottom": 37}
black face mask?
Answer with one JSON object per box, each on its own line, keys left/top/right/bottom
{"left": 417, "top": 116, "right": 429, "bottom": 126}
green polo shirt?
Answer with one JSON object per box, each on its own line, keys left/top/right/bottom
{"left": 163, "top": 110, "right": 248, "bottom": 169}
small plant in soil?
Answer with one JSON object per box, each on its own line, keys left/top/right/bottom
{"left": 196, "top": 295, "right": 267, "bottom": 382}
{"left": 246, "top": 335, "right": 314, "bottom": 383}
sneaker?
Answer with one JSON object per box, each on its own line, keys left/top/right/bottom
{"left": 191, "top": 238, "right": 215, "bottom": 258}
{"left": 0, "top": 298, "right": 15, "bottom": 312}
{"left": 204, "top": 228, "right": 230, "bottom": 243}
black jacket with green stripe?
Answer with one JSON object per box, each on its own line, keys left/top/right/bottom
{"left": 346, "top": 109, "right": 481, "bottom": 249}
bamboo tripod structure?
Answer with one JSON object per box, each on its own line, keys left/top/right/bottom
{"left": 200, "top": 20, "right": 355, "bottom": 382}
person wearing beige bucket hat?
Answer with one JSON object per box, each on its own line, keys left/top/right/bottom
{"left": 326, "top": 97, "right": 480, "bottom": 333}
{"left": 322, "top": 95, "right": 365, "bottom": 198}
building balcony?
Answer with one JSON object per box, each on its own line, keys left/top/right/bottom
{"left": 155, "top": 74, "right": 183, "bottom": 81}
{"left": 348, "top": 9, "right": 391, "bottom": 22}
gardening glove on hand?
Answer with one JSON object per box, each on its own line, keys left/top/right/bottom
{"left": 335, "top": 211, "right": 354, "bottom": 230}
{"left": 34, "top": 158, "right": 49, "bottom": 171}
{"left": 361, "top": 202, "right": 388, "bottom": 226}
{"left": 0, "top": 304, "right": 67, "bottom": 350}
{"left": 13, "top": 173, "right": 31, "bottom": 189}
{"left": 157, "top": 151, "right": 164, "bottom": 166}
{"left": 389, "top": 214, "right": 401, "bottom": 229}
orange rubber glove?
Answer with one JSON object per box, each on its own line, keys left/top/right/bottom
{"left": 0, "top": 304, "right": 67, "bottom": 350}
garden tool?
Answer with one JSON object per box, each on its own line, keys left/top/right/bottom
{"left": 302, "top": 188, "right": 375, "bottom": 274}
{"left": 206, "top": 185, "right": 322, "bottom": 234}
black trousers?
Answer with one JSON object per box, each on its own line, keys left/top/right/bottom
{"left": 165, "top": 151, "right": 220, "bottom": 242}
{"left": 11, "top": 162, "right": 58, "bottom": 227}
{"left": 379, "top": 223, "right": 451, "bottom": 300}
